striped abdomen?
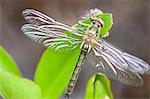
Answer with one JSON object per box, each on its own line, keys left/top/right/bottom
{"left": 65, "top": 44, "right": 88, "bottom": 98}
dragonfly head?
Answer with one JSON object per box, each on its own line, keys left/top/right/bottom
{"left": 81, "top": 8, "right": 104, "bottom": 28}
{"left": 90, "top": 17, "right": 104, "bottom": 29}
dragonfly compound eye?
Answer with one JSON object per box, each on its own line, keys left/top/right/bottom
{"left": 91, "top": 17, "right": 104, "bottom": 28}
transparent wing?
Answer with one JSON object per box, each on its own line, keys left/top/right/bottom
{"left": 93, "top": 40, "right": 150, "bottom": 74}
{"left": 86, "top": 39, "right": 150, "bottom": 86}
{"left": 22, "top": 9, "right": 84, "bottom": 36}
{"left": 86, "top": 51, "right": 143, "bottom": 87}
{"left": 81, "top": 8, "right": 103, "bottom": 20}
{"left": 21, "top": 9, "right": 83, "bottom": 50}
{"left": 22, "top": 9, "right": 70, "bottom": 27}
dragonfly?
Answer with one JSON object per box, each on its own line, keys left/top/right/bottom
{"left": 21, "top": 8, "right": 150, "bottom": 98}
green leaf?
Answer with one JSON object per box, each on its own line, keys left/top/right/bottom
{"left": 0, "top": 72, "right": 41, "bottom": 99}
{"left": 84, "top": 73, "right": 113, "bottom": 99}
{"left": 34, "top": 46, "right": 81, "bottom": 99}
{"left": 0, "top": 46, "right": 22, "bottom": 77}
{"left": 97, "top": 13, "right": 113, "bottom": 37}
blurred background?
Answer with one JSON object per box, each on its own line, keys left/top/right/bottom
{"left": 0, "top": 0, "right": 149, "bottom": 99}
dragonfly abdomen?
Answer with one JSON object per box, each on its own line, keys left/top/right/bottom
{"left": 65, "top": 44, "right": 88, "bottom": 98}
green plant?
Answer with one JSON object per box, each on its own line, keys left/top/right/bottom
{"left": 0, "top": 46, "right": 41, "bottom": 99}
{"left": 84, "top": 73, "right": 113, "bottom": 99}
{"left": 0, "top": 45, "right": 113, "bottom": 99}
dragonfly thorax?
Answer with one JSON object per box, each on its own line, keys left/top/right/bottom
{"left": 83, "top": 31, "right": 97, "bottom": 47}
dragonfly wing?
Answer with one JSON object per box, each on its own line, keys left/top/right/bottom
{"left": 94, "top": 40, "right": 150, "bottom": 74}
{"left": 81, "top": 8, "right": 103, "bottom": 19}
{"left": 21, "top": 24, "right": 81, "bottom": 51}
{"left": 22, "top": 9, "right": 84, "bottom": 37}
{"left": 22, "top": 9, "right": 83, "bottom": 51}
{"left": 86, "top": 51, "right": 143, "bottom": 87}
{"left": 22, "top": 9, "right": 67, "bottom": 27}
{"left": 22, "top": 9, "right": 55, "bottom": 26}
